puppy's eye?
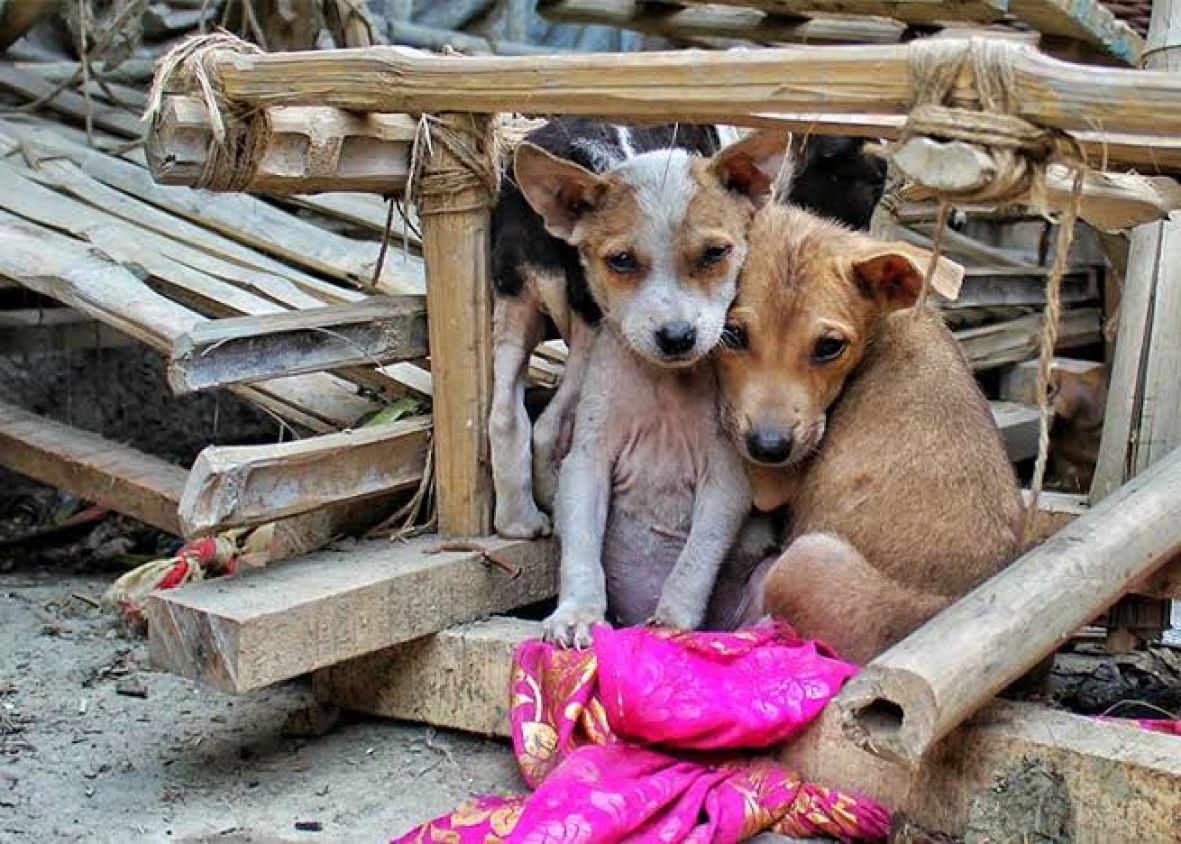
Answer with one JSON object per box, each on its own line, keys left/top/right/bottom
{"left": 812, "top": 337, "right": 847, "bottom": 363}
{"left": 720, "top": 323, "right": 748, "bottom": 350}
{"left": 698, "top": 243, "right": 732, "bottom": 268}
{"left": 605, "top": 251, "right": 638, "bottom": 274}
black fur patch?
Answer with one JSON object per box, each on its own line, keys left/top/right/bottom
{"left": 785, "top": 136, "right": 887, "bottom": 232}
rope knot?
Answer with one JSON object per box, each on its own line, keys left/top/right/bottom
{"left": 143, "top": 32, "right": 268, "bottom": 192}
{"left": 894, "top": 37, "right": 1082, "bottom": 209}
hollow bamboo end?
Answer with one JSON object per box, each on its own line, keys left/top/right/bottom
{"left": 835, "top": 667, "right": 935, "bottom": 768}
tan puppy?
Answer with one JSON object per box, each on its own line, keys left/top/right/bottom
{"left": 716, "top": 204, "right": 1026, "bottom": 664}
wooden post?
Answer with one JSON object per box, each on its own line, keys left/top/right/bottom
{"left": 419, "top": 113, "right": 496, "bottom": 536}
{"left": 1090, "top": 0, "right": 1181, "bottom": 650}
{"left": 834, "top": 445, "right": 1181, "bottom": 767}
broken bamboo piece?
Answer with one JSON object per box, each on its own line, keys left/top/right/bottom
{"left": 146, "top": 95, "right": 414, "bottom": 195}
{"left": 168, "top": 297, "right": 427, "bottom": 393}
{"left": 179, "top": 415, "right": 431, "bottom": 537}
{"left": 834, "top": 445, "right": 1181, "bottom": 767}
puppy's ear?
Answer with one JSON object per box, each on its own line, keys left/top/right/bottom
{"left": 710, "top": 128, "right": 792, "bottom": 207}
{"left": 513, "top": 143, "right": 606, "bottom": 242}
{"left": 854, "top": 243, "right": 964, "bottom": 310}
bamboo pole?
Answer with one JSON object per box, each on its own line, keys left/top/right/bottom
{"left": 419, "top": 113, "right": 496, "bottom": 536}
{"left": 146, "top": 95, "right": 414, "bottom": 195}
{"left": 194, "top": 40, "right": 1181, "bottom": 139}
{"left": 834, "top": 445, "right": 1181, "bottom": 767}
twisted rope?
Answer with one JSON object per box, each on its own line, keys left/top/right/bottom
{"left": 143, "top": 32, "right": 270, "bottom": 192}
{"left": 896, "top": 38, "right": 1090, "bottom": 539}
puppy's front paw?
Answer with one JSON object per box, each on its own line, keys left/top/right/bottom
{"left": 543, "top": 600, "right": 606, "bottom": 649}
{"left": 649, "top": 595, "right": 705, "bottom": 632}
{"left": 494, "top": 504, "right": 552, "bottom": 540}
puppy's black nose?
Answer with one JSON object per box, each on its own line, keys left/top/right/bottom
{"left": 655, "top": 321, "right": 696, "bottom": 356}
{"left": 745, "top": 429, "right": 793, "bottom": 464}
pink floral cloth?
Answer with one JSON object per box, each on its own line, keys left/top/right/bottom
{"left": 393, "top": 621, "right": 890, "bottom": 843}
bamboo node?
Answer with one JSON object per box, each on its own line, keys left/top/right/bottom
{"left": 143, "top": 32, "right": 268, "bottom": 192}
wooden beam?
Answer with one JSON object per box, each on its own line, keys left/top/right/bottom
{"left": 196, "top": 37, "right": 1181, "bottom": 138}
{"left": 956, "top": 308, "right": 1101, "bottom": 371}
{"left": 538, "top": 0, "right": 907, "bottom": 45}
{"left": 146, "top": 96, "right": 414, "bottom": 195}
{"left": 180, "top": 416, "right": 431, "bottom": 537}
{"left": 315, "top": 615, "right": 1181, "bottom": 842}
{"left": 0, "top": 400, "right": 185, "bottom": 534}
{"left": 145, "top": 536, "right": 557, "bottom": 693}
{"left": 782, "top": 700, "right": 1181, "bottom": 841}
{"left": 168, "top": 298, "right": 427, "bottom": 393}
{"left": 834, "top": 445, "right": 1181, "bottom": 766}
{"left": 314, "top": 616, "right": 528, "bottom": 735}
{"left": 420, "top": 114, "right": 495, "bottom": 536}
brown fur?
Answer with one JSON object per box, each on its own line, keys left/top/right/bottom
{"left": 718, "top": 206, "right": 1025, "bottom": 664}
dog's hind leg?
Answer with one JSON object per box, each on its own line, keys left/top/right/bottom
{"left": 491, "top": 292, "right": 551, "bottom": 539}
{"left": 532, "top": 316, "right": 594, "bottom": 511}
{"left": 751, "top": 532, "right": 949, "bottom": 664}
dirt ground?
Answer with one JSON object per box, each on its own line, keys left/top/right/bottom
{"left": 0, "top": 568, "right": 520, "bottom": 844}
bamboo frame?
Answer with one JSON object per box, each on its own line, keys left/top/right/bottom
{"left": 191, "top": 41, "right": 1181, "bottom": 141}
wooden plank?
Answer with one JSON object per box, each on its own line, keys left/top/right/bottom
{"left": 538, "top": 0, "right": 907, "bottom": 44}
{"left": 0, "top": 400, "right": 185, "bottom": 534}
{"left": 0, "top": 121, "right": 424, "bottom": 296}
{"left": 420, "top": 114, "right": 495, "bottom": 536}
{"left": 145, "top": 536, "right": 557, "bottom": 693}
{"left": 955, "top": 308, "right": 1101, "bottom": 371}
{"left": 991, "top": 400, "right": 1041, "bottom": 462}
{"left": 835, "top": 446, "right": 1181, "bottom": 766}
{"left": 168, "top": 298, "right": 428, "bottom": 393}
{"left": 179, "top": 416, "right": 431, "bottom": 537}
{"left": 1008, "top": 0, "right": 1143, "bottom": 64}
{"left": 0, "top": 210, "right": 378, "bottom": 432}
{"left": 201, "top": 35, "right": 1181, "bottom": 138}
{"left": 314, "top": 616, "right": 1181, "bottom": 842}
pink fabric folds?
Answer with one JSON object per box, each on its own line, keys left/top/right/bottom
{"left": 393, "top": 621, "right": 889, "bottom": 844}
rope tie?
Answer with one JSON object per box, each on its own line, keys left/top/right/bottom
{"left": 895, "top": 38, "right": 1089, "bottom": 542}
{"left": 406, "top": 113, "right": 501, "bottom": 218}
{"left": 143, "top": 32, "right": 270, "bottom": 192}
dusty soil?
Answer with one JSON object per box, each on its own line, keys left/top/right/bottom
{"left": 0, "top": 568, "right": 520, "bottom": 844}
